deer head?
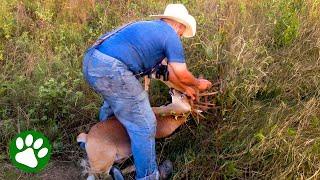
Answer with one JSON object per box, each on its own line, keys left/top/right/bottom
{"left": 152, "top": 89, "right": 191, "bottom": 116}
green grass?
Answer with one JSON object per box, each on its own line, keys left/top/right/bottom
{"left": 1, "top": 0, "right": 320, "bottom": 179}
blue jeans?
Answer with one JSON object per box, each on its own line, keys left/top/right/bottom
{"left": 83, "top": 48, "right": 159, "bottom": 180}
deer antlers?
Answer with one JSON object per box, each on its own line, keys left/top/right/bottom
{"left": 190, "top": 79, "right": 223, "bottom": 121}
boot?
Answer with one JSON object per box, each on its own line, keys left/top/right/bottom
{"left": 110, "top": 166, "right": 124, "bottom": 180}
{"left": 159, "top": 160, "right": 173, "bottom": 180}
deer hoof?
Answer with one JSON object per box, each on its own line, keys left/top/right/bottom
{"left": 159, "top": 160, "right": 173, "bottom": 180}
{"left": 87, "top": 175, "right": 95, "bottom": 180}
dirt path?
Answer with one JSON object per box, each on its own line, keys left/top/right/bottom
{"left": 0, "top": 161, "right": 84, "bottom": 180}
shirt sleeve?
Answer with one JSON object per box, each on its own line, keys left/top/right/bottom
{"left": 164, "top": 32, "right": 185, "bottom": 63}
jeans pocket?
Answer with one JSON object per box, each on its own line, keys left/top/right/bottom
{"left": 118, "top": 73, "right": 144, "bottom": 98}
{"left": 91, "top": 76, "right": 113, "bottom": 97}
{"left": 86, "top": 55, "right": 144, "bottom": 98}
{"left": 94, "top": 70, "right": 133, "bottom": 98}
{"left": 87, "top": 56, "right": 113, "bottom": 78}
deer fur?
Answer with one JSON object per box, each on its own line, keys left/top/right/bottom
{"left": 77, "top": 89, "right": 193, "bottom": 179}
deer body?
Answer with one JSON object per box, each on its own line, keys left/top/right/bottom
{"left": 77, "top": 90, "right": 192, "bottom": 175}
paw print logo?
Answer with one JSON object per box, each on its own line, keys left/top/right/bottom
{"left": 9, "top": 131, "right": 52, "bottom": 173}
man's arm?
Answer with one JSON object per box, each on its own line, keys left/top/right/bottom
{"left": 168, "top": 63, "right": 199, "bottom": 87}
{"left": 165, "top": 64, "right": 197, "bottom": 99}
{"left": 168, "top": 62, "right": 212, "bottom": 90}
{"left": 167, "top": 62, "right": 212, "bottom": 99}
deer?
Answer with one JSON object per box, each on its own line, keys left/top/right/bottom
{"left": 77, "top": 67, "right": 220, "bottom": 180}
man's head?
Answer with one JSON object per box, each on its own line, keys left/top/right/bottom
{"left": 161, "top": 18, "right": 186, "bottom": 37}
{"left": 150, "top": 4, "right": 196, "bottom": 38}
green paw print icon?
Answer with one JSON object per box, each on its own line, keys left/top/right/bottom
{"left": 9, "top": 131, "right": 52, "bottom": 173}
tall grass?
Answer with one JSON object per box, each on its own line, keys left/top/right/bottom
{"left": 0, "top": 0, "right": 319, "bottom": 179}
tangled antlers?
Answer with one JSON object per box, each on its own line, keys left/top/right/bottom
{"left": 190, "top": 79, "right": 223, "bottom": 121}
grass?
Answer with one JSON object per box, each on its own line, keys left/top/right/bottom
{"left": 0, "top": 0, "right": 320, "bottom": 179}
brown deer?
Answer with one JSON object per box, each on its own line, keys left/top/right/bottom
{"left": 77, "top": 75, "right": 219, "bottom": 180}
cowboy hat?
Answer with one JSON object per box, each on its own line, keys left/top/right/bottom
{"left": 150, "top": 4, "right": 196, "bottom": 38}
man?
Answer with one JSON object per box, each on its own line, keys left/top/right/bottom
{"left": 82, "top": 4, "right": 212, "bottom": 180}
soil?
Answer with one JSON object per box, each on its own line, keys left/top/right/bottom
{"left": 0, "top": 160, "right": 84, "bottom": 180}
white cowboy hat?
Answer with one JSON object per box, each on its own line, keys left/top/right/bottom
{"left": 150, "top": 4, "right": 196, "bottom": 38}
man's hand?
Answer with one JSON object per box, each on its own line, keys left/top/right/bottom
{"left": 167, "top": 62, "right": 212, "bottom": 97}
{"left": 197, "top": 79, "right": 212, "bottom": 91}
{"left": 184, "top": 86, "right": 197, "bottom": 100}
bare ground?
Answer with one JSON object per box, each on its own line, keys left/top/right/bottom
{"left": 0, "top": 160, "right": 84, "bottom": 180}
